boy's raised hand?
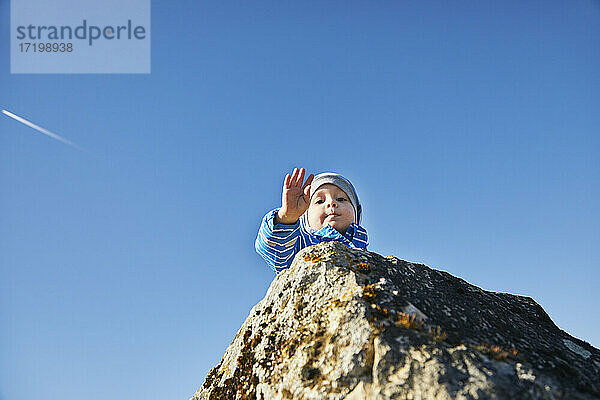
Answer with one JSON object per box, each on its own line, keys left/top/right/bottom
{"left": 276, "top": 168, "right": 314, "bottom": 224}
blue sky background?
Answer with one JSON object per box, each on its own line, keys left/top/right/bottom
{"left": 1, "top": 1, "right": 598, "bottom": 399}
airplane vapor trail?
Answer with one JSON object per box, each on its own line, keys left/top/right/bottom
{"left": 2, "top": 109, "right": 84, "bottom": 151}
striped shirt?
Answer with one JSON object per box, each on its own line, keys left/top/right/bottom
{"left": 255, "top": 208, "right": 369, "bottom": 273}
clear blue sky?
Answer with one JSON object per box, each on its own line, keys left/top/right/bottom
{"left": 1, "top": 1, "right": 598, "bottom": 399}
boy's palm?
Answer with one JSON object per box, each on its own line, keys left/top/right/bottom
{"left": 278, "top": 168, "right": 314, "bottom": 224}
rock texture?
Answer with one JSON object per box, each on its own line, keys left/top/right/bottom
{"left": 191, "top": 242, "right": 600, "bottom": 399}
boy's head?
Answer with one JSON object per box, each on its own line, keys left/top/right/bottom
{"left": 305, "top": 173, "right": 362, "bottom": 234}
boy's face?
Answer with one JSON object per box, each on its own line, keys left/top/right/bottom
{"left": 307, "top": 184, "right": 356, "bottom": 234}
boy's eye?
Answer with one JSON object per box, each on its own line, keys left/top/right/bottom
{"left": 315, "top": 199, "right": 324, "bottom": 204}
{"left": 337, "top": 197, "right": 346, "bottom": 202}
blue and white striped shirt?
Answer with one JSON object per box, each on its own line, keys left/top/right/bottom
{"left": 255, "top": 208, "right": 369, "bottom": 273}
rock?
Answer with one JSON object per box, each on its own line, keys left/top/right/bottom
{"left": 190, "top": 242, "right": 600, "bottom": 400}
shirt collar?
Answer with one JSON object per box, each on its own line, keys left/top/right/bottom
{"left": 312, "top": 222, "right": 359, "bottom": 241}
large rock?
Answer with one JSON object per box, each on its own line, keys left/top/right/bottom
{"left": 191, "top": 242, "right": 600, "bottom": 399}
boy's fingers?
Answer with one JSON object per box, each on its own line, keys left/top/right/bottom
{"left": 302, "top": 174, "right": 314, "bottom": 190}
{"left": 297, "top": 168, "right": 305, "bottom": 187}
{"left": 290, "top": 168, "right": 299, "bottom": 186}
{"left": 284, "top": 173, "right": 291, "bottom": 188}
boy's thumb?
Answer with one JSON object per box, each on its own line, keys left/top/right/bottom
{"left": 304, "top": 184, "right": 311, "bottom": 197}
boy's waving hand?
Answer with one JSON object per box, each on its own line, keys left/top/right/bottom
{"left": 276, "top": 168, "right": 314, "bottom": 224}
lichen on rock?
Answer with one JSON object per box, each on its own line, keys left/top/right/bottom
{"left": 190, "top": 242, "right": 600, "bottom": 400}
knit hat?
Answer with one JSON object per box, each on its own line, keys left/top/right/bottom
{"left": 309, "top": 172, "right": 362, "bottom": 224}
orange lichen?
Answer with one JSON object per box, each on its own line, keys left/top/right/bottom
{"left": 355, "top": 262, "right": 371, "bottom": 274}
{"left": 475, "top": 343, "right": 518, "bottom": 360}
{"left": 371, "top": 304, "right": 389, "bottom": 316}
{"left": 362, "top": 284, "right": 376, "bottom": 301}
{"left": 327, "top": 299, "right": 343, "bottom": 309}
{"left": 303, "top": 253, "right": 321, "bottom": 263}
{"left": 430, "top": 326, "right": 448, "bottom": 342}
{"left": 327, "top": 290, "right": 356, "bottom": 309}
{"left": 396, "top": 312, "right": 424, "bottom": 330}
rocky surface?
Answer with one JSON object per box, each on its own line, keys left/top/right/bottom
{"left": 191, "top": 242, "right": 600, "bottom": 400}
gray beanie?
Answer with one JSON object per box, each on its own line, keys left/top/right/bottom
{"left": 309, "top": 172, "right": 362, "bottom": 224}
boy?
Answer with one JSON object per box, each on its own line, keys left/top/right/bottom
{"left": 255, "top": 168, "right": 368, "bottom": 273}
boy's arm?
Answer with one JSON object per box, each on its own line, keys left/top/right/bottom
{"left": 255, "top": 208, "right": 301, "bottom": 273}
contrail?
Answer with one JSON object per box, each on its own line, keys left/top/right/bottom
{"left": 2, "top": 109, "right": 85, "bottom": 151}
